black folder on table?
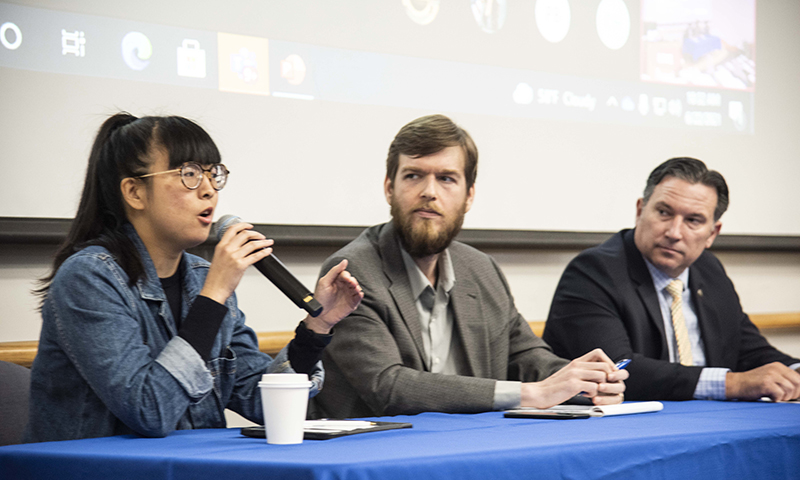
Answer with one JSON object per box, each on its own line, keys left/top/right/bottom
{"left": 241, "top": 420, "right": 412, "bottom": 440}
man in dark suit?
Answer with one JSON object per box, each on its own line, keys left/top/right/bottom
{"left": 311, "top": 114, "right": 627, "bottom": 419}
{"left": 543, "top": 158, "right": 800, "bottom": 401}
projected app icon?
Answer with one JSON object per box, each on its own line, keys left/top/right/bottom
{"left": 177, "top": 39, "right": 206, "bottom": 78}
{"left": 121, "top": 31, "right": 152, "bottom": 71}
{"left": 535, "top": 0, "right": 571, "bottom": 43}
{"left": 402, "top": 0, "right": 440, "bottom": 26}
{"left": 61, "top": 29, "right": 85, "bottom": 57}
{"left": 621, "top": 96, "right": 635, "bottom": 111}
{"left": 668, "top": 99, "right": 682, "bottom": 117}
{"left": 471, "top": 0, "right": 507, "bottom": 34}
{"left": 231, "top": 47, "right": 258, "bottom": 83}
{"left": 596, "top": 0, "right": 630, "bottom": 50}
{"left": 217, "top": 32, "right": 269, "bottom": 95}
{"left": 513, "top": 83, "right": 534, "bottom": 105}
{"left": 652, "top": 97, "right": 667, "bottom": 116}
{"left": 280, "top": 54, "right": 306, "bottom": 85}
{"left": 638, "top": 94, "right": 649, "bottom": 116}
{"left": 1, "top": 21, "right": 22, "bottom": 50}
{"left": 728, "top": 101, "right": 746, "bottom": 131}
{"left": 606, "top": 96, "right": 619, "bottom": 107}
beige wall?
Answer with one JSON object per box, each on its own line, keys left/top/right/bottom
{"left": 2, "top": 242, "right": 799, "bottom": 358}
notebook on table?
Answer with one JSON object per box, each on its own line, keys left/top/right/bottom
{"left": 504, "top": 401, "right": 664, "bottom": 419}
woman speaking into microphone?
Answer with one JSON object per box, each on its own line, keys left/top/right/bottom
{"left": 26, "top": 113, "right": 363, "bottom": 442}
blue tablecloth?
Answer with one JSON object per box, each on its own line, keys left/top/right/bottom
{"left": 2, "top": 401, "right": 799, "bottom": 480}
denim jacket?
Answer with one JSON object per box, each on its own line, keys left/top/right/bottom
{"left": 25, "top": 225, "right": 322, "bottom": 442}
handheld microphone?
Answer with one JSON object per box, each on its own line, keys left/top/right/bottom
{"left": 214, "top": 215, "right": 323, "bottom": 317}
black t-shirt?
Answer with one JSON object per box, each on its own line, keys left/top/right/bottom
{"left": 160, "top": 258, "right": 331, "bottom": 372}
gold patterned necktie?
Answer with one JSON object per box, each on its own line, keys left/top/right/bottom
{"left": 665, "top": 279, "right": 693, "bottom": 366}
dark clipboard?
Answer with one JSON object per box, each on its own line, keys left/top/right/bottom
{"left": 504, "top": 410, "right": 590, "bottom": 420}
{"left": 241, "top": 421, "right": 413, "bottom": 440}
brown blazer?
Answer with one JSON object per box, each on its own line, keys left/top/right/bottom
{"left": 311, "top": 223, "right": 568, "bottom": 419}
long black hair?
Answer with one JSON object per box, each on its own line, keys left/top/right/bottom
{"left": 36, "top": 113, "right": 221, "bottom": 301}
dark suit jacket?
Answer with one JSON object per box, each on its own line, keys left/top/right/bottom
{"left": 543, "top": 229, "right": 798, "bottom": 401}
{"left": 311, "top": 223, "right": 568, "bottom": 419}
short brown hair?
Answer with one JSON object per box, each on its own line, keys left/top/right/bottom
{"left": 643, "top": 157, "right": 729, "bottom": 221}
{"left": 386, "top": 114, "right": 478, "bottom": 189}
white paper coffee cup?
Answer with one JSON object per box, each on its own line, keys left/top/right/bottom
{"left": 259, "top": 373, "right": 311, "bottom": 445}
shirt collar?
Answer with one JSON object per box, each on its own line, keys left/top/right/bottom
{"left": 124, "top": 223, "right": 198, "bottom": 302}
{"left": 642, "top": 254, "right": 690, "bottom": 294}
{"left": 399, "top": 242, "right": 456, "bottom": 300}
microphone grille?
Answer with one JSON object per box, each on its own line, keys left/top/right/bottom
{"left": 213, "top": 214, "right": 242, "bottom": 242}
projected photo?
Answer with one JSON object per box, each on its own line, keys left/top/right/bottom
{"left": 641, "top": 0, "right": 755, "bottom": 91}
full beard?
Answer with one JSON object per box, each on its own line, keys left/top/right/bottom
{"left": 391, "top": 200, "right": 466, "bottom": 258}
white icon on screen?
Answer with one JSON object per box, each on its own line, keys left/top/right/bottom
{"left": 606, "top": 96, "right": 619, "bottom": 107}
{"left": 471, "top": 0, "right": 507, "bottom": 34}
{"left": 653, "top": 97, "right": 667, "bottom": 116}
{"left": 728, "top": 101, "right": 746, "bottom": 131}
{"left": 668, "top": 99, "right": 683, "bottom": 117}
{"left": 61, "top": 29, "right": 85, "bottom": 57}
{"left": 402, "top": 0, "right": 440, "bottom": 26}
{"left": 621, "top": 96, "right": 635, "bottom": 111}
{"left": 596, "top": 0, "right": 630, "bottom": 51}
{"left": 1, "top": 21, "right": 22, "bottom": 50}
{"left": 121, "top": 31, "right": 152, "bottom": 71}
{"left": 231, "top": 47, "right": 258, "bottom": 83}
{"left": 512, "top": 83, "right": 534, "bottom": 105}
{"left": 177, "top": 39, "right": 206, "bottom": 78}
{"left": 535, "top": 0, "right": 571, "bottom": 43}
{"left": 638, "top": 94, "right": 649, "bottom": 116}
{"left": 281, "top": 54, "right": 307, "bottom": 85}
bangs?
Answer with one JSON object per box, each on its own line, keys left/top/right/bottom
{"left": 153, "top": 116, "right": 222, "bottom": 168}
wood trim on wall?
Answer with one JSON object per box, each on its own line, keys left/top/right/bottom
{"left": 3, "top": 217, "right": 800, "bottom": 251}
{"left": 2, "top": 312, "right": 798, "bottom": 368}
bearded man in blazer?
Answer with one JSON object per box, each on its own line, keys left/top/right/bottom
{"left": 311, "top": 115, "right": 628, "bottom": 419}
{"left": 543, "top": 157, "right": 800, "bottom": 402}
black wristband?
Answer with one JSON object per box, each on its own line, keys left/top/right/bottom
{"left": 287, "top": 321, "right": 333, "bottom": 374}
{"left": 178, "top": 295, "right": 227, "bottom": 362}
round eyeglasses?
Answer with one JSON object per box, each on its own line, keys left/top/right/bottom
{"left": 135, "top": 162, "right": 230, "bottom": 191}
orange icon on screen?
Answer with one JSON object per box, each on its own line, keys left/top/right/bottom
{"left": 217, "top": 32, "right": 270, "bottom": 96}
{"left": 280, "top": 54, "right": 307, "bottom": 86}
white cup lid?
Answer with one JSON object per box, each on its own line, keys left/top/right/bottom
{"left": 259, "top": 373, "right": 309, "bottom": 384}
{"left": 258, "top": 382, "right": 311, "bottom": 390}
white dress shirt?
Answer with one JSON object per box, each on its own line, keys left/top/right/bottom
{"left": 644, "top": 259, "right": 729, "bottom": 399}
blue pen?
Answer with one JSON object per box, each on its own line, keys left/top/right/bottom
{"left": 615, "top": 359, "right": 631, "bottom": 370}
